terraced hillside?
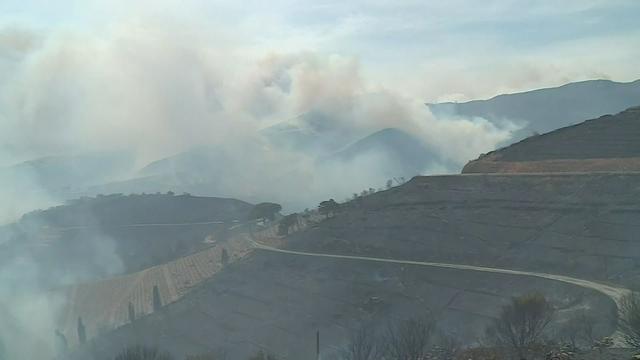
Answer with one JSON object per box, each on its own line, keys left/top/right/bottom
{"left": 66, "top": 248, "right": 615, "bottom": 360}
{"left": 286, "top": 173, "right": 640, "bottom": 286}
{"left": 463, "top": 107, "right": 640, "bottom": 173}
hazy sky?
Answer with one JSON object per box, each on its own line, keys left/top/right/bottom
{"left": 1, "top": 0, "right": 639, "bottom": 102}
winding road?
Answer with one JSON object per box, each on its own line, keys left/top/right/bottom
{"left": 249, "top": 239, "right": 629, "bottom": 303}
{"left": 249, "top": 237, "right": 631, "bottom": 343}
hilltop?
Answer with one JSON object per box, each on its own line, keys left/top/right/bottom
{"left": 0, "top": 193, "right": 252, "bottom": 288}
{"left": 463, "top": 107, "right": 640, "bottom": 173}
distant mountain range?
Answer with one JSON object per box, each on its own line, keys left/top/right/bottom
{"left": 1, "top": 152, "right": 133, "bottom": 193}
{"left": 5, "top": 79, "right": 639, "bottom": 219}
{"left": 428, "top": 79, "right": 640, "bottom": 142}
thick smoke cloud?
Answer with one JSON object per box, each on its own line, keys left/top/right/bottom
{"left": 0, "top": 22, "right": 515, "bottom": 212}
{"left": 0, "top": 21, "right": 514, "bottom": 359}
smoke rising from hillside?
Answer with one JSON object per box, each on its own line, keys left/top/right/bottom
{"left": 0, "top": 20, "right": 515, "bottom": 359}
{"left": 0, "top": 22, "right": 514, "bottom": 208}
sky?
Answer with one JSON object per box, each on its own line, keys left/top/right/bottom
{"left": 1, "top": 0, "right": 639, "bottom": 102}
{"left": 0, "top": 0, "right": 638, "bottom": 194}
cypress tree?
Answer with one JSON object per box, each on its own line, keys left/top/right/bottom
{"left": 128, "top": 302, "right": 136, "bottom": 323}
{"left": 152, "top": 285, "right": 162, "bottom": 312}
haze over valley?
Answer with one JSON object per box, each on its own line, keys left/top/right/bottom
{"left": 1, "top": 1, "right": 640, "bottom": 360}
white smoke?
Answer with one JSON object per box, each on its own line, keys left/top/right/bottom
{"left": 0, "top": 22, "right": 516, "bottom": 212}
{"left": 0, "top": 19, "right": 515, "bottom": 360}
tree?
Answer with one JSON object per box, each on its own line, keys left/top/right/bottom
{"left": 278, "top": 214, "right": 298, "bottom": 235}
{"left": 485, "top": 292, "right": 555, "bottom": 359}
{"left": 318, "top": 199, "right": 339, "bottom": 219}
{"left": 128, "top": 302, "right": 136, "bottom": 323}
{"left": 114, "top": 345, "right": 173, "bottom": 360}
{"left": 341, "top": 324, "right": 381, "bottom": 360}
{"left": 221, "top": 248, "right": 229, "bottom": 266}
{"left": 248, "top": 203, "right": 282, "bottom": 222}
{"left": 619, "top": 291, "right": 640, "bottom": 349}
{"left": 77, "top": 317, "right": 87, "bottom": 345}
{"left": 152, "top": 285, "right": 162, "bottom": 312}
{"left": 382, "top": 316, "right": 436, "bottom": 360}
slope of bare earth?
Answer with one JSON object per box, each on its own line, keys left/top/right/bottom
{"left": 286, "top": 173, "right": 640, "bottom": 287}
{"left": 463, "top": 106, "right": 640, "bottom": 173}
{"left": 65, "top": 249, "right": 616, "bottom": 360}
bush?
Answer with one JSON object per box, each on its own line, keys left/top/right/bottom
{"left": 485, "top": 292, "right": 555, "bottom": 358}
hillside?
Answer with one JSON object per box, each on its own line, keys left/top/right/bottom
{"left": 325, "top": 128, "right": 447, "bottom": 179}
{"left": 62, "top": 172, "right": 640, "bottom": 359}
{"left": 1, "top": 152, "right": 134, "bottom": 193}
{"left": 0, "top": 193, "right": 252, "bottom": 288}
{"left": 428, "top": 79, "right": 640, "bottom": 142}
{"left": 286, "top": 173, "right": 640, "bottom": 285}
{"left": 463, "top": 106, "right": 640, "bottom": 173}
{"left": 65, "top": 246, "right": 615, "bottom": 360}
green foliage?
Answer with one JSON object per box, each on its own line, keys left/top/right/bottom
{"left": 114, "top": 345, "right": 173, "bottom": 360}
{"left": 278, "top": 214, "right": 298, "bottom": 235}
{"left": 248, "top": 203, "right": 282, "bottom": 222}
{"left": 318, "top": 199, "right": 339, "bottom": 218}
